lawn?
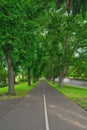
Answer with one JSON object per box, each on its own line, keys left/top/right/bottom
{"left": 48, "top": 81, "right": 87, "bottom": 111}
{"left": 0, "top": 82, "right": 38, "bottom": 100}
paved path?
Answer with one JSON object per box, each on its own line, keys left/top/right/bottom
{"left": 0, "top": 98, "right": 21, "bottom": 118}
{"left": 0, "top": 80, "right": 87, "bottom": 130}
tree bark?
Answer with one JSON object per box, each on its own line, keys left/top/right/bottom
{"left": 59, "top": 75, "right": 64, "bottom": 87}
{"left": 58, "top": 57, "right": 64, "bottom": 87}
{"left": 14, "top": 72, "right": 16, "bottom": 84}
{"left": 6, "top": 45, "right": 15, "bottom": 95}
{"left": 52, "top": 76, "right": 55, "bottom": 84}
{"left": 34, "top": 74, "right": 36, "bottom": 83}
{"left": 66, "top": 0, "right": 73, "bottom": 15}
{"left": 52, "top": 58, "right": 55, "bottom": 84}
{"left": 21, "top": 67, "right": 24, "bottom": 80}
{"left": 28, "top": 67, "right": 31, "bottom": 86}
{"left": 33, "top": 69, "right": 36, "bottom": 83}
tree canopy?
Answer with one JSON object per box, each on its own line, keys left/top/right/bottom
{"left": 0, "top": 0, "right": 87, "bottom": 95}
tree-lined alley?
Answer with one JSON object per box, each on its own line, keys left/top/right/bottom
{"left": 0, "top": 0, "right": 87, "bottom": 95}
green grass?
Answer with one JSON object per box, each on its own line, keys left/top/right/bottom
{"left": 0, "top": 82, "right": 38, "bottom": 100}
{"left": 47, "top": 81, "right": 87, "bottom": 111}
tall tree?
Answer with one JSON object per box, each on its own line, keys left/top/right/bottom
{"left": 56, "top": 0, "right": 87, "bottom": 16}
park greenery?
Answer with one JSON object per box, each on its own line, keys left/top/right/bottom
{"left": 0, "top": 0, "right": 87, "bottom": 96}
{"left": 0, "top": 82, "right": 38, "bottom": 100}
{"left": 47, "top": 81, "right": 87, "bottom": 111}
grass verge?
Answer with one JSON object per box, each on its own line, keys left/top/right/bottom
{"left": 0, "top": 82, "right": 38, "bottom": 100}
{"left": 47, "top": 81, "right": 87, "bottom": 111}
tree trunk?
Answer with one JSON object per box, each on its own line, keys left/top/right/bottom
{"left": 58, "top": 57, "right": 64, "bottom": 87}
{"left": 33, "top": 69, "right": 36, "bottom": 83}
{"left": 22, "top": 67, "right": 24, "bottom": 80}
{"left": 52, "top": 58, "right": 55, "bottom": 84}
{"left": 34, "top": 74, "right": 36, "bottom": 83}
{"left": 52, "top": 77, "right": 55, "bottom": 84}
{"left": 59, "top": 75, "right": 64, "bottom": 87}
{"left": 6, "top": 46, "right": 15, "bottom": 95}
{"left": 28, "top": 67, "right": 31, "bottom": 86}
{"left": 14, "top": 72, "right": 16, "bottom": 84}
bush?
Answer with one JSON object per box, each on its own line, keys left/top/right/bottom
{"left": 0, "top": 68, "right": 8, "bottom": 87}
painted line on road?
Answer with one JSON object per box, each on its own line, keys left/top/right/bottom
{"left": 43, "top": 87, "right": 50, "bottom": 130}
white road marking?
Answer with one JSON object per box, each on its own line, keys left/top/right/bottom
{"left": 43, "top": 87, "right": 50, "bottom": 130}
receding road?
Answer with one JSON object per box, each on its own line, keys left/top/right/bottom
{"left": 0, "top": 80, "right": 87, "bottom": 130}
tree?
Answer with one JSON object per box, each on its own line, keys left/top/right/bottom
{"left": 0, "top": 0, "right": 31, "bottom": 94}
{"left": 0, "top": 0, "right": 87, "bottom": 92}
{"left": 68, "top": 47, "right": 87, "bottom": 79}
{"left": 0, "top": 0, "right": 20, "bottom": 95}
{"left": 43, "top": 3, "right": 87, "bottom": 86}
{"left": 56, "top": 0, "right": 87, "bottom": 16}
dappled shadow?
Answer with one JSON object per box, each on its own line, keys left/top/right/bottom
{"left": 49, "top": 104, "right": 87, "bottom": 129}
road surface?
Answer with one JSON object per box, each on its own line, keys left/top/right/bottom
{"left": 0, "top": 80, "right": 87, "bottom": 130}
{"left": 55, "top": 78, "right": 87, "bottom": 88}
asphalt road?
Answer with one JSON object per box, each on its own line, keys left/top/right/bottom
{"left": 55, "top": 78, "right": 87, "bottom": 88}
{"left": 0, "top": 80, "right": 87, "bottom": 130}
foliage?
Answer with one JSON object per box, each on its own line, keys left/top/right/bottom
{"left": 0, "top": 68, "right": 8, "bottom": 87}
{"left": 0, "top": 0, "right": 87, "bottom": 94}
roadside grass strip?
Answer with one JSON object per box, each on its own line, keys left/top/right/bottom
{"left": 0, "top": 82, "right": 38, "bottom": 100}
{"left": 47, "top": 81, "right": 87, "bottom": 111}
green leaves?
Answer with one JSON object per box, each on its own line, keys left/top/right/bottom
{"left": 0, "top": 0, "right": 87, "bottom": 85}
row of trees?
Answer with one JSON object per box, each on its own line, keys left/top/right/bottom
{"left": 0, "top": 0, "right": 51, "bottom": 94}
{"left": 0, "top": 0, "right": 87, "bottom": 95}
{"left": 44, "top": 0, "right": 87, "bottom": 85}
